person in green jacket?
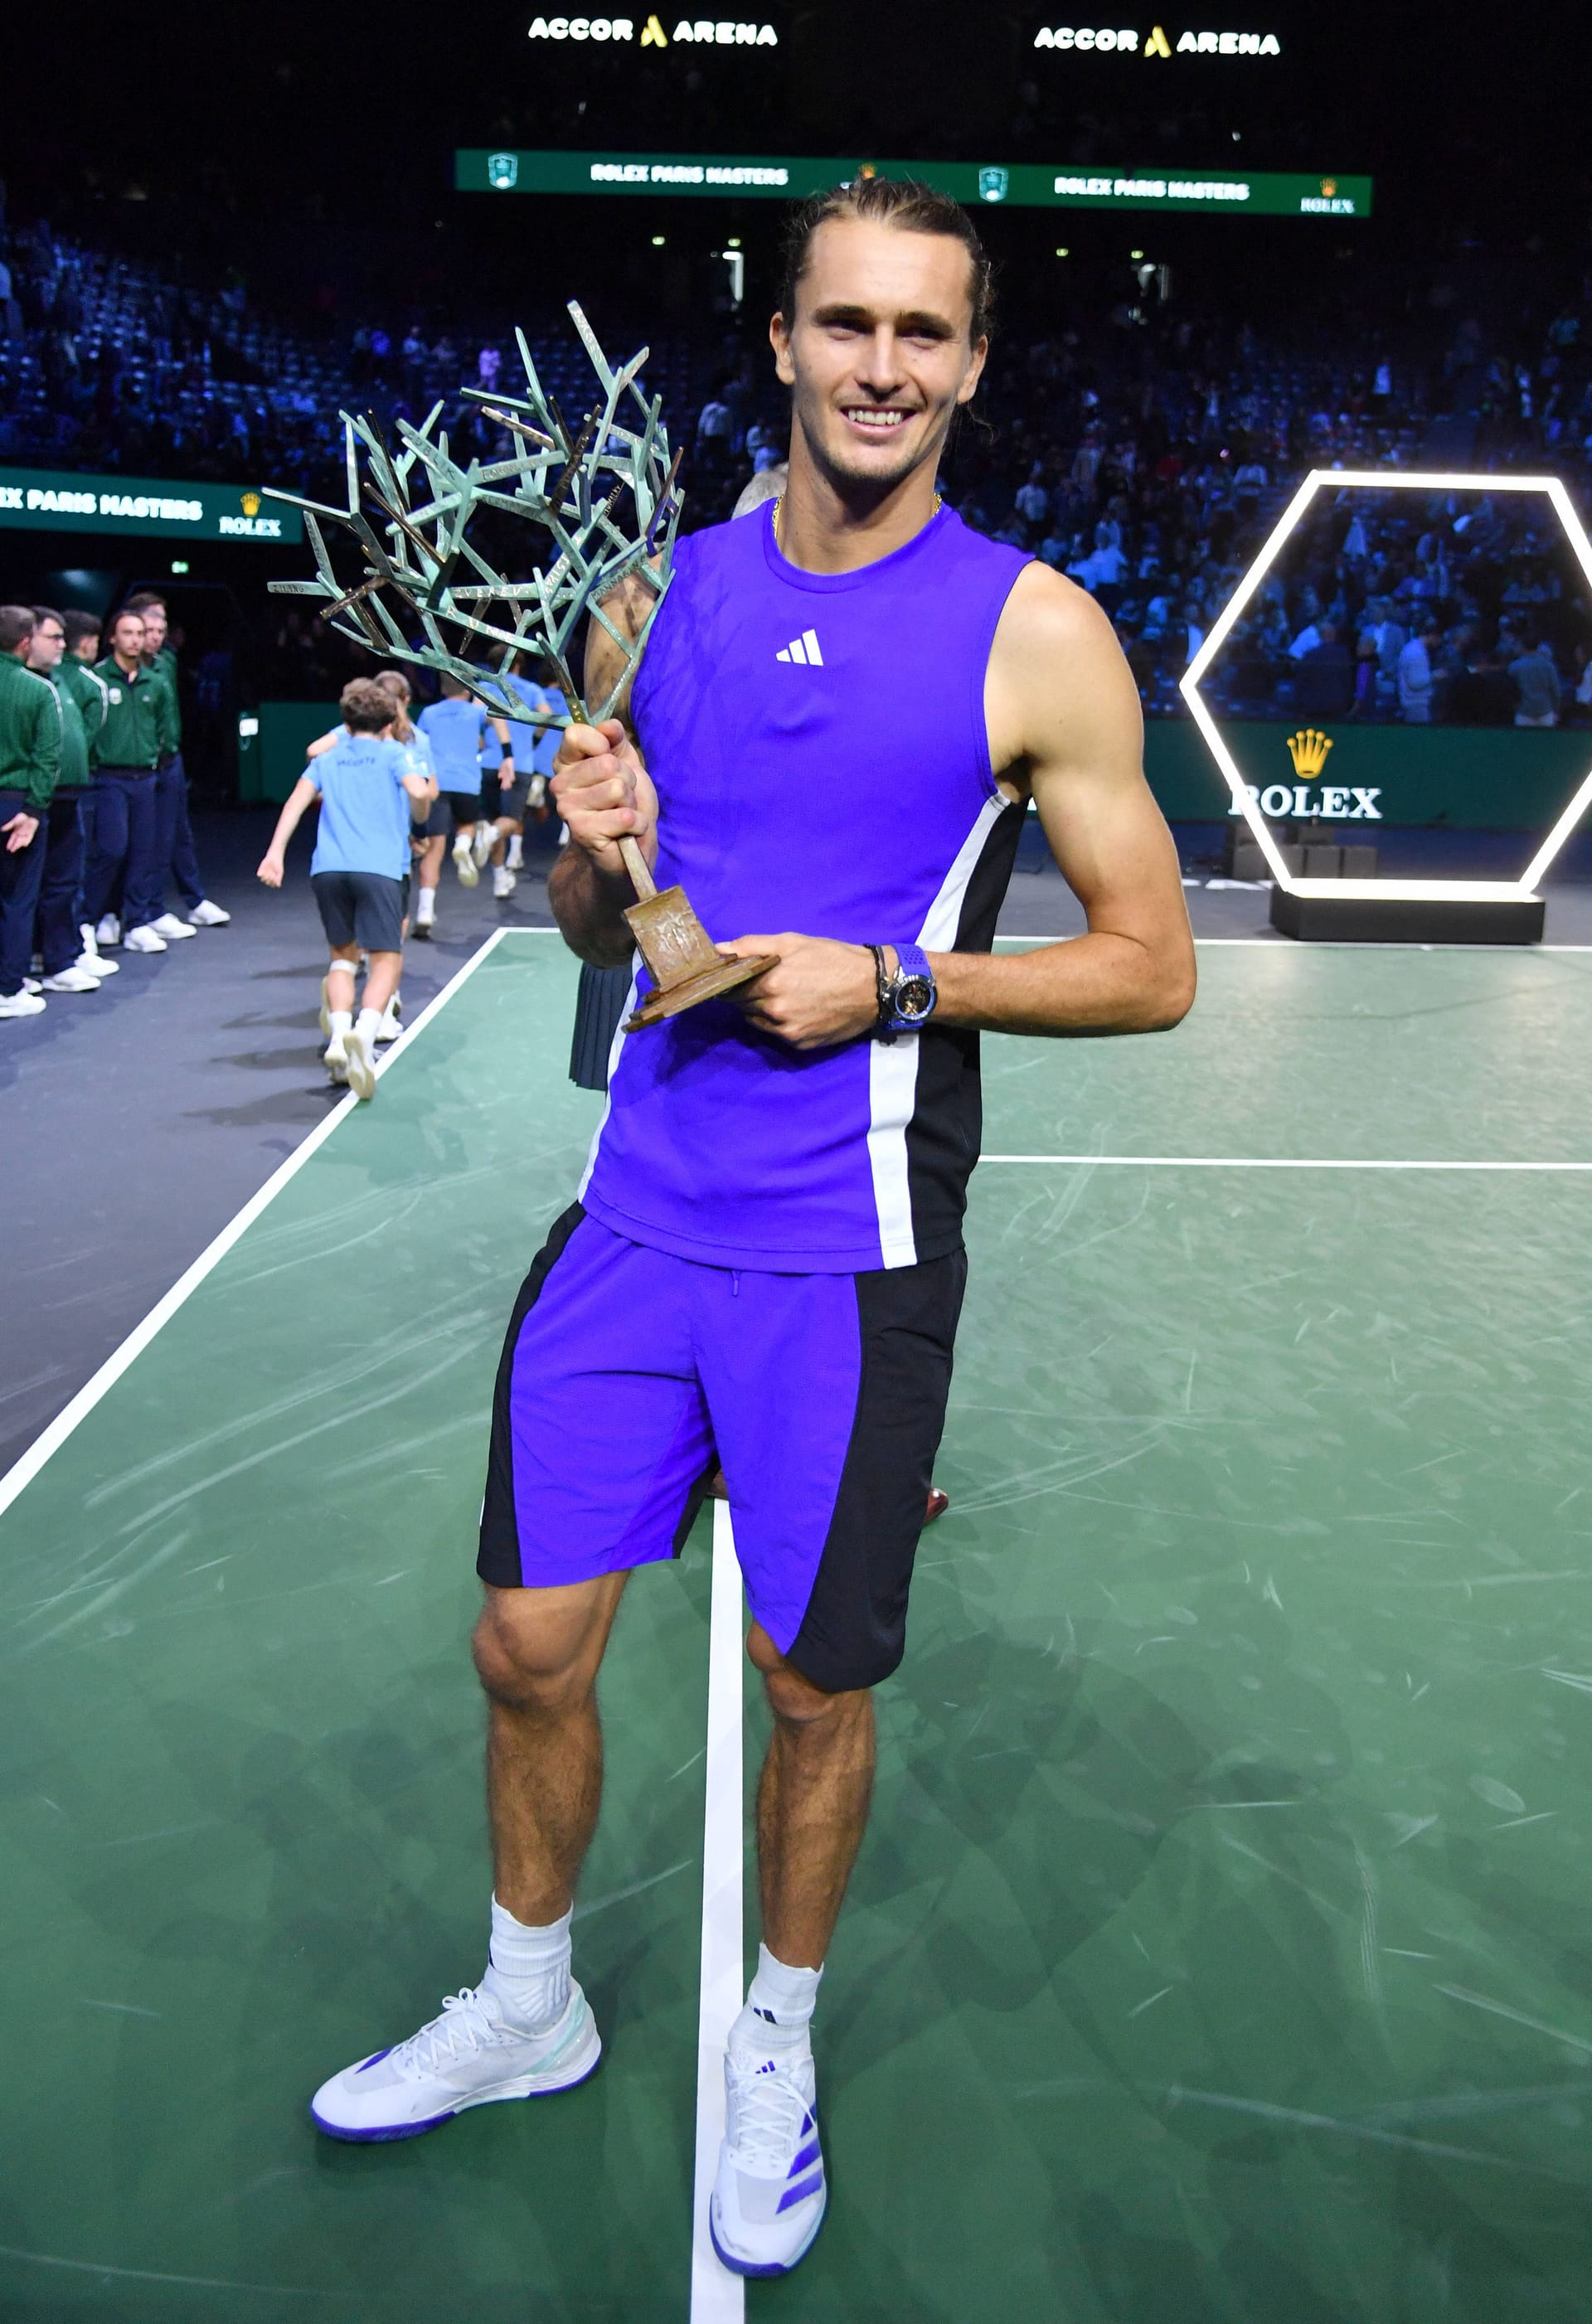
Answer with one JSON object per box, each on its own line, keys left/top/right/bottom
{"left": 81, "top": 604, "right": 178, "bottom": 953}
{"left": 25, "top": 607, "right": 117, "bottom": 993}
{"left": 126, "top": 588, "right": 227, "bottom": 934}
{"left": 0, "top": 603, "right": 60, "bottom": 1017}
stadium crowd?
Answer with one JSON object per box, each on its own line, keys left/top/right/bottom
{"left": 5, "top": 211, "right": 1592, "bottom": 740}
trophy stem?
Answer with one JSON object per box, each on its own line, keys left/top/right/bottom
{"left": 618, "top": 834, "right": 658, "bottom": 902}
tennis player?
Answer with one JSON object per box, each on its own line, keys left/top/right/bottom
{"left": 309, "top": 177, "right": 1195, "bottom": 2280}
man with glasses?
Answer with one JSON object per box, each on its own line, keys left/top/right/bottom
{"left": 25, "top": 608, "right": 116, "bottom": 994}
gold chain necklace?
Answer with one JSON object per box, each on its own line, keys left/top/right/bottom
{"left": 773, "top": 490, "right": 943, "bottom": 549}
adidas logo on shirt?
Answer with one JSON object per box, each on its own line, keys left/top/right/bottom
{"left": 775, "top": 628, "right": 824, "bottom": 666}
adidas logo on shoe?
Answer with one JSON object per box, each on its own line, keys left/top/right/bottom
{"left": 775, "top": 628, "right": 824, "bottom": 667}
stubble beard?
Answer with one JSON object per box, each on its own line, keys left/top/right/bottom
{"left": 794, "top": 379, "right": 955, "bottom": 503}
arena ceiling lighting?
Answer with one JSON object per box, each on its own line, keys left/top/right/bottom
{"left": 1181, "top": 470, "right": 1592, "bottom": 917}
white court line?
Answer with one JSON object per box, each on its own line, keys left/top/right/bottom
{"left": 992, "top": 935, "right": 1592, "bottom": 952}
{"left": 982, "top": 1155, "right": 1592, "bottom": 1172}
{"left": 0, "top": 925, "right": 512, "bottom": 1524}
{"left": 690, "top": 1503, "right": 746, "bottom": 2322}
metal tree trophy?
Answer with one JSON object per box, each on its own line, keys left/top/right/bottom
{"left": 265, "top": 303, "right": 771, "bottom": 1029}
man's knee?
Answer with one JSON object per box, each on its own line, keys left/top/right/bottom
{"left": 472, "top": 1578, "right": 619, "bottom": 1714}
{"left": 747, "top": 1621, "right": 872, "bottom": 1730}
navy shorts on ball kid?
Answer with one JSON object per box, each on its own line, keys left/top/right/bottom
{"left": 311, "top": 869, "right": 405, "bottom": 953}
{"left": 478, "top": 1206, "right": 967, "bottom": 1692}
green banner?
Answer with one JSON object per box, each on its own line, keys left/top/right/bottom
{"left": 1143, "top": 720, "right": 1592, "bottom": 832}
{"left": 0, "top": 467, "right": 303, "bottom": 545}
{"left": 456, "top": 149, "right": 1372, "bottom": 217}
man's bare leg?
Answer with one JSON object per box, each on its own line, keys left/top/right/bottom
{"left": 308, "top": 1574, "right": 623, "bottom": 2137}
{"left": 472, "top": 1573, "right": 629, "bottom": 1922}
{"left": 746, "top": 1622, "right": 876, "bottom": 1968}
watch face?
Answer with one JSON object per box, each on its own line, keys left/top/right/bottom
{"left": 896, "top": 975, "right": 934, "bottom": 1020}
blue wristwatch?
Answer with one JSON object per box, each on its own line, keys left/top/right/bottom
{"left": 873, "top": 941, "right": 938, "bottom": 1036}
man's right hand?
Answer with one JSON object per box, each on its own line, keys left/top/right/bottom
{"left": 2, "top": 811, "right": 38, "bottom": 853}
{"left": 551, "top": 718, "right": 658, "bottom": 882}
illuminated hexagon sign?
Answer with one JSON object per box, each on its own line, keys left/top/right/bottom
{"left": 1181, "top": 470, "right": 1592, "bottom": 913}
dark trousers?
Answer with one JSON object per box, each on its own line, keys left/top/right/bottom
{"left": 83, "top": 766, "right": 160, "bottom": 932}
{"left": 155, "top": 753, "right": 204, "bottom": 910}
{"left": 36, "top": 791, "right": 88, "bottom": 974}
{"left": 0, "top": 787, "right": 46, "bottom": 996}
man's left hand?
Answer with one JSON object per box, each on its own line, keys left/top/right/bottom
{"left": 2, "top": 811, "right": 39, "bottom": 853}
{"left": 717, "top": 933, "right": 878, "bottom": 1050}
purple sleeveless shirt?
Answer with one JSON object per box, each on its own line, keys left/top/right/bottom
{"left": 578, "top": 501, "right": 1031, "bottom": 1272}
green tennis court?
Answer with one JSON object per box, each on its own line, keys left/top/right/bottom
{"left": 4, "top": 929, "right": 1591, "bottom": 2322}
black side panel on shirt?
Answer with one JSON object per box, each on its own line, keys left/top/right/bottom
{"left": 787, "top": 1247, "right": 968, "bottom": 1692}
{"left": 904, "top": 798, "right": 1026, "bottom": 1262}
{"left": 569, "top": 961, "right": 633, "bottom": 1093}
{"left": 478, "top": 1201, "right": 587, "bottom": 1587}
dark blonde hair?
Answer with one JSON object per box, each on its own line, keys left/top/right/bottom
{"left": 779, "top": 176, "right": 995, "bottom": 346}
{"left": 372, "top": 667, "right": 415, "bottom": 742}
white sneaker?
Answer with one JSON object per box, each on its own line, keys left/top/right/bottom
{"left": 323, "top": 1031, "right": 348, "bottom": 1083}
{"left": 473, "top": 822, "right": 497, "bottom": 869}
{"left": 95, "top": 915, "right": 121, "bottom": 949}
{"left": 452, "top": 832, "right": 479, "bottom": 889}
{"left": 187, "top": 900, "right": 231, "bottom": 926}
{"left": 124, "top": 924, "right": 167, "bottom": 953}
{"left": 0, "top": 989, "right": 46, "bottom": 1019}
{"left": 310, "top": 1981, "right": 601, "bottom": 2142}
{"left": 75, "top": 950, "right": 118, "bottom": 978}
{"left": 41, "top": 965, "right": 101, "bottom": 993}
{"left": 492, "top": 866, "right": 517, "bottom": 900}
{"left": 375, "top": 996, "right": 403, "bottom": 1043}
{"left": 342, "top": 1024, "right": 376, "bottom": 1101}
{"left": 710, "top": 2022, "right": 827, "bottom": 2278}
{"left": 150, "top": 912, "right": 197, "bottom": 941}
{"left": 22, "top": 976, "right": 41, "bottom": 994}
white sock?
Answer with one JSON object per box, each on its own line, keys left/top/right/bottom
{"left": 355, "top": 1007, "right": 381, "bottom": 1047}
{"left": 417, "top": 889, "right": 436, "bottom": 923}
{"left": 382, "top": 989, "right": 400, "bottom": 1018}
{"left": 328, "top": 1007, "right": 352, "bottom": 1039}
{"left": 736, "top": 1943, "right": 822, "bottom": 2052}
{"left": 506, "top": 836, "right": 523, "bottom": 868}
{"left": 482, "top": 1896, "right": 572, "bottom": 2030}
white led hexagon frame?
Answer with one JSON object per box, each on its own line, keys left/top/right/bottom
{"left": 1180, "top": 469, "right": 1592, "bottom": 905}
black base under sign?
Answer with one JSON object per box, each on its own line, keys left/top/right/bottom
{"left": 1269, "top": 888, "right": 1546, "bottom": 945}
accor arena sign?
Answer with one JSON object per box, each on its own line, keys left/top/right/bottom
{"left": 527, "top": 13, "right": 779, "bottom": 41}
{"left": 1034, "top": 23, "right": 1282, "bottom": 53}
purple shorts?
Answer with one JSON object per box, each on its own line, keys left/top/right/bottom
{"left": 478, "top": 1206, "right": 966, "bottom": 1691}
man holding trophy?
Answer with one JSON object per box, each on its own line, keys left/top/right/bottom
{"left": 297, "top": 176, "right": 1195, "bottom": 2279}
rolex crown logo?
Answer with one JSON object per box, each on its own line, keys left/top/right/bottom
{"left": 1286, "top": 727, "right": 1334, "bottom": 779}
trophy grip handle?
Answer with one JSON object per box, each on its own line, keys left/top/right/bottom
{"left": 619, "top": 834, "right": 657, "bottom": 902}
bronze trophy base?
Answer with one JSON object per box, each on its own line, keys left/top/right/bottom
{"left": 620, "top": 873, "right": 773, "bottom": 1031}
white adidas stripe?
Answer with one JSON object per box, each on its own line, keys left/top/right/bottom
{"left": 775, "top": 628, "right": 823, "bottom": 666}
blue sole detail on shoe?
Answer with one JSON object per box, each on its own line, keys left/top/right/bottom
{"left": 709, "top": 2195, "right": 825, "bottom": 2278}
{"left": 310, "top": 2103, "right": 460, "bottom": 2143}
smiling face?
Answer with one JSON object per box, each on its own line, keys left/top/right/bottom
{"left": 771, "top": 216, "right": 988, "bottom": 500}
